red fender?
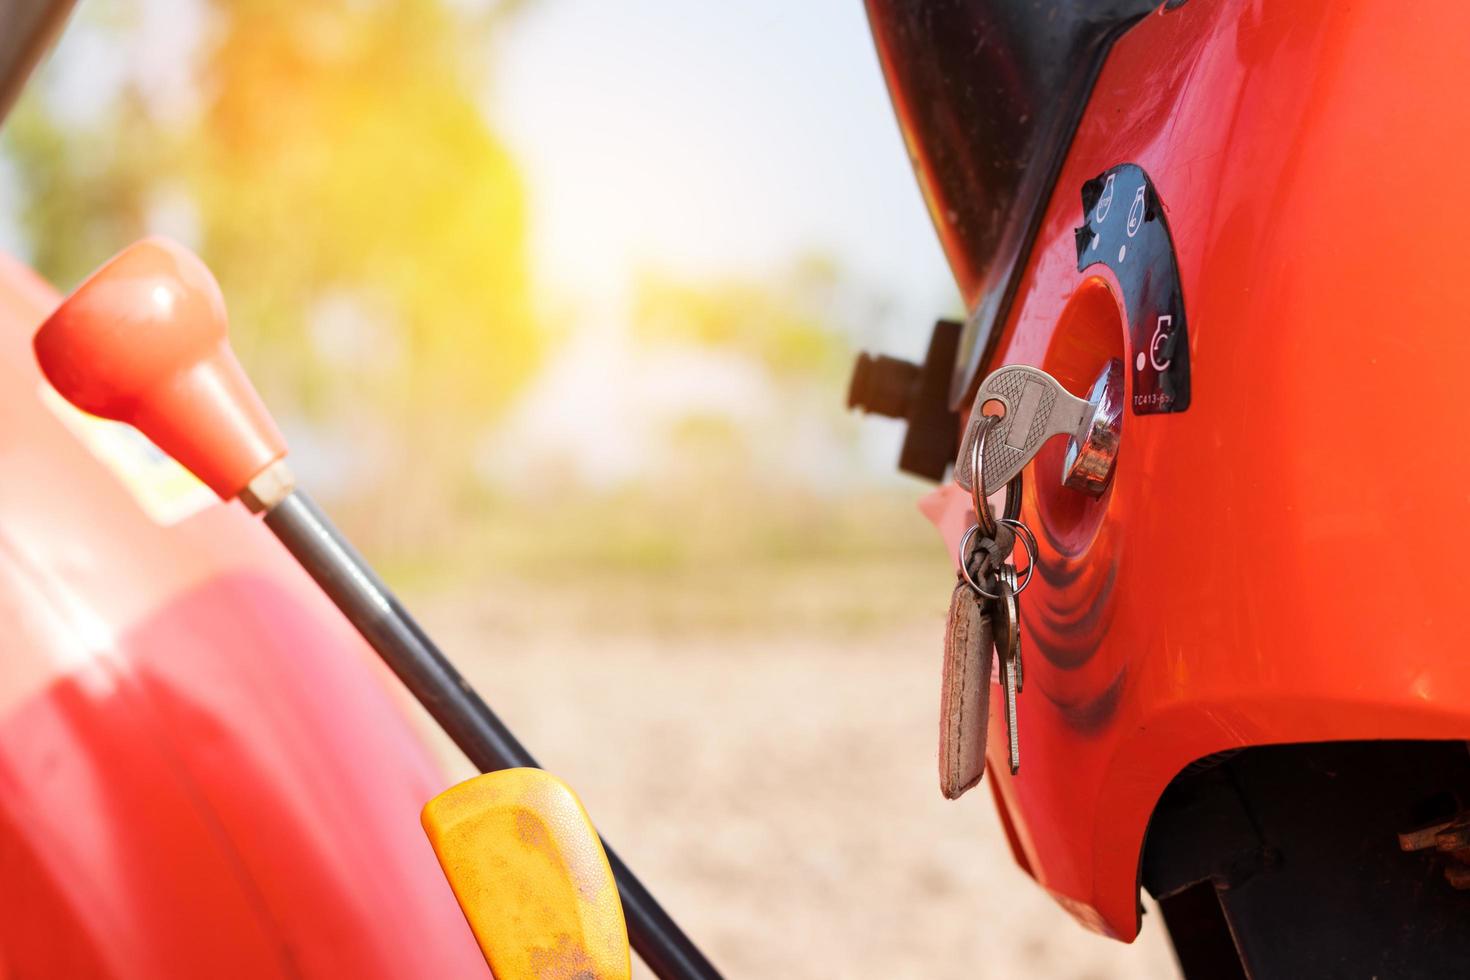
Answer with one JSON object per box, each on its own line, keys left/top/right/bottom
{"left": 0, "top": 253, "right": 483, "bottom": 976}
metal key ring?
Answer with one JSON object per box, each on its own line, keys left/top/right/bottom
{"left": 1001, "top": 474, "right": 1022, "bottom": 523}
{"left": 969, "top": 416, "right": 1022, "bottom": 538}
{"left": 956, "top": 523, "right": 991, "bottom": 596}
{"left": 970, "top": 416, "right": 998, "bottom": 539}
{"left": 957, "top": 517, "right": 1038, "bottom": 599}
{"left": 998, "top": 517, "right": 1038, "bottom": 595}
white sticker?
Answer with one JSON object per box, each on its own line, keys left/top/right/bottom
{"left": 1150, "top": 315, "right": 1175, "bottom": 371}
{"left": 1126, "top": 186, "right": 1146, "bottom": 238}
{"left": 1094, "top": 173, "right": 1116, "bottom": 222}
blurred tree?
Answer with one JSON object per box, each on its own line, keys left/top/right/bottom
{"left": 632, "top": 253, "right": 858, "bottom": 383}
{"left": 5, "top": 0, "right": 537, "bottom": 552}
{"left": 626, "top": 255, "right": 881, "bottom": 498}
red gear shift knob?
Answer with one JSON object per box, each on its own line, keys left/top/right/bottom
{"left": 33, "top": 236, "right": 287, "bottom": 500}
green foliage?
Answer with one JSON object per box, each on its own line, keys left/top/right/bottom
{"left": 632, "top": 255, "right": 854, "bottom": 381}
{"left": 5, "top": 89, "right": 163, "bottom": 291}
{"left": 194, "top": 0, "right": 536, "bottom": 420}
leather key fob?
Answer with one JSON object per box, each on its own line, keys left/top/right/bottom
{"left": 940, "top": 581, "right": 993, "bottom": 799}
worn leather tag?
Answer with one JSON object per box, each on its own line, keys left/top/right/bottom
{"left": 940, "top": 581, "right": 993, "bottom": 800}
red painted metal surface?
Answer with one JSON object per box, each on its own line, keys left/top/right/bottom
{"left": 924, "top": 0, "right": 1470, "bottom": 940}
{"left": 0, "top": 254, "right": 484, "bottom": 976}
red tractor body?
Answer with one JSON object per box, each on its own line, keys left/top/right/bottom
{"left": 871, "top": 0, "right": 1470, "bottom": 960}
{"left": 0, "top": 257, "right": 484, "bottom": 976}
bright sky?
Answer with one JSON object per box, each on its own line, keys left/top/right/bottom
{"left": 493, "top": 0, "right": 957, "bottom": 358}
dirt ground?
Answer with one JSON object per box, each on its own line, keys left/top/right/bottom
{"left": 409, "top": 566, "right": 1181, "bottom": 980}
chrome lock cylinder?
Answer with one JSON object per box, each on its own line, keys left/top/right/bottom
{"left": 955, "top": 358, "right": 1123, "bottom": 502}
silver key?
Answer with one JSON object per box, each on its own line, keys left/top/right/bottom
{"left": 957, "top": 515, "right": 1034, "bottom": 775}
{"left": 992, "top": 564, "right": 1021, "bottom": 775}
{"left": 1012, "top": 587, "right": 1023, "bottom": 696}
{"left": 955, "top": 365, "right": 1093, "bottom": 495}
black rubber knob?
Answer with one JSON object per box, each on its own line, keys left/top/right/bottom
{"left": 847, "top": 351, "right": 921, "bottom": 419}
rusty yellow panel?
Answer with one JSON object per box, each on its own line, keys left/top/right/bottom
{"left": 422, "top": 769, "right": 630, "bottom": 980}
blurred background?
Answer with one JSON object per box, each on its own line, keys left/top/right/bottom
{"left": 2, "top": 1, "right": 1178, "bottom": 976}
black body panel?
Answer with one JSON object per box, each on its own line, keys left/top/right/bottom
{"left": 1076, "top": 164, "right": 1190, "bottom": 414}
{"left": 1145, "top": 742, "right": 1470, "bottom": 979}
{"left": 865, "top": 0, "right": 1155, "bottom": 404}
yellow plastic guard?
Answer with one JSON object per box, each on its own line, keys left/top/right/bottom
{"left": 422, "top": 768, "right": 631, "bottom": 980}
